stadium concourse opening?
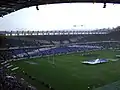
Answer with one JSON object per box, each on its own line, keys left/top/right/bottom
{"left": 1, "top": 2, "right": 120, "bottom": 90}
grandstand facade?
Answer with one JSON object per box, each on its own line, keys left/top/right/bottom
{"left": 0, "top": 27, "right": 120, "bottom": 48}
{"left": 0, "top": 29, "right": 112, "bottom": 36}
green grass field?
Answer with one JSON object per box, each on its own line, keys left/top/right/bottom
{"left": 10, "top": 50, "right": 120, "bottom": 90}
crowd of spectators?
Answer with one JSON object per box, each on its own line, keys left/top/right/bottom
{"left": 0, "top": 66, "right": 37, "bottom": 90}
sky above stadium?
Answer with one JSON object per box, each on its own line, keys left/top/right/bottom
{"left": 0, "top": 3, "right": 120, "bottom": 31}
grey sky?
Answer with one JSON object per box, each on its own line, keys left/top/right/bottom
{"left": 0, "top": 3, "right": 120, "bottom": 31}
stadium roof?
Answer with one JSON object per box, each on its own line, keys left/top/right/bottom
{"left": 0, "top": 0, "right": 120, "bottom": 17}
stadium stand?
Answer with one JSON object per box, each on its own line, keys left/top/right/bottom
{"left": 0, "top": 27, "right": 120, "bottom": 60}
{"left": 0, "top": 67, "right": 37, "bottom": 90}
